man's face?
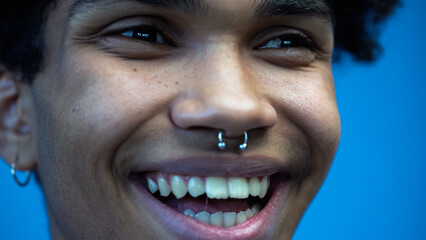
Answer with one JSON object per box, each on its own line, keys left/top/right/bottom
{"left": 31, "top": 0, "right": 340, "bottom": 239}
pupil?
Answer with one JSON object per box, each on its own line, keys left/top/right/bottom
{"left": 282, "top": 40, "right": 292, "bottom": 47}
{"left": 134, "top": 30, "right": 157, "bottom": 42}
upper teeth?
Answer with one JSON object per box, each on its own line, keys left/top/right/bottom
{"left": 146, "top": 175, "right": 270, "bottom": 199}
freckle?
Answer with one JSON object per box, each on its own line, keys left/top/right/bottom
{"left": 175, "top": 82, "right": 179, "bottom": 85}
{"left": 164, "top": 84, "right": 168, "bottom": 88}
{"left": 133, "top": 68, "right": 137, "bottom": 72}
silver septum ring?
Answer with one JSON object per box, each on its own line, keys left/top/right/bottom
{"left": 218, "top": 131, "right": 248, "bottom": 151}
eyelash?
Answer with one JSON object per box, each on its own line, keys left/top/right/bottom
{"left": 257, "top": 33, "right": 318, "bottom": 52}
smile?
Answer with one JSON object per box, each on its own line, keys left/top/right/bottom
{"left": 143, "top": 173, "right": 270, "bottom": 227}
{"left": 127, "top": 156, "right": 292, "bottom": 239}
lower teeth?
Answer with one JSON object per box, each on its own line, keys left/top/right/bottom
{"left": 180, "top": 204, "right": 262, "bottom": 228}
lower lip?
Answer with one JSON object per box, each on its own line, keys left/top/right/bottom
{"left": 131, "top": 176, "right": 288, "bottom": 240}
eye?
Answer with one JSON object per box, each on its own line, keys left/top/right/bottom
{"left": 257, "top": 33, "right": 317, "bottom": 51}
{"left": 98, "top": 19, "right": 178, "bottom": 60}
{"left": 120, "top": 25, "right": 168, "bottom": 45}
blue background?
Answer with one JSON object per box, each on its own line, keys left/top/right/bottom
{"left": 1, "top": 0, "right": 425, "bottom": 239}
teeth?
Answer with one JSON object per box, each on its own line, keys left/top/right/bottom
{"left": 171, "top": 175, "right": 188, "bottom": 199}
{"left": 259, "top": 177, "right": 269, "bottom": 198}
{"left": 194, "top": 211, "right": 210, "bottom": 223}
{"left": 248, "top": 177, "right": 260, "bottom": 196}
{"left": 187, "top": 177, "right": 205, "bottom": 197}
{"left": 181, "top": 206, "right": 260, "bottom": 227}
{"left": 223, "top": 212, "right": 237, "bottom": 227}
{"left": 236, "top": 211, "right": 248, "bottom": 224}
{"left": 183, "top": 209, "right": 195, "bottom": 217}
{"left": 246, "top": 208, "right": 253, "bottom": 218}
{"left": 251, "top": 208, "right": 258, "bottom": 215}
{"left": 209, "top": 212, "right": 223, "bottom": 227}
{"left": 158, "top": 177, "right": 171, "bottom": 197}
{"left": 146, "top": 175, "right": 270, "bottom": 199}
{"left": 146, "top": 174, "right": 268, "bottom": 227}
{"left": 205, "top": 177, "right": 229, "bottom": 199}
{"left": 251, "top": 204, "right": 261, "bottom": 215}
{"left": 147, "top": 178, "right": 158, "bottom": 194}
{"left": 228, "top": 177, "right": 249, "bottom": 199}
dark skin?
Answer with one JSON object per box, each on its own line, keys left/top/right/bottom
{"left": 0, "top": 0, "right": 340, "bottom": 239}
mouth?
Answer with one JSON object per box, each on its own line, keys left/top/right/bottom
{"left": 129, "top": 158, "right": 290, "bottom": 239}
{"left": 133, "top": 173, "right": 274, "bottom": 227}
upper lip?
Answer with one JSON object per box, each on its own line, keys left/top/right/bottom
{"left": 127, "top": 155, "right": 294, "bottom": 177}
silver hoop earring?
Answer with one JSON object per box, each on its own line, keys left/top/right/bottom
{"left": 11, "top": 163, "right": 31, "bottom": 187}
{"left": 217, "top": 131, "right": 248, "bottom": 151}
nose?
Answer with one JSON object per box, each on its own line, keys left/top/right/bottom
{"left": 170, "top": 45, "right": 277, "bottom": 137}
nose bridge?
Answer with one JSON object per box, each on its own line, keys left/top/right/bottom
{"left": 200, "top": 43, "right": 258, "bottom": 113}
{"left": 204, "top": 41, "right": 245, "bottom": 84}
{"left": 171, "top": 42, "right": 277, "bottom": 137}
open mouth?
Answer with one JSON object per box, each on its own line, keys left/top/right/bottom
{"left": 130, "top": 172, "right": 279, "bottom": 228}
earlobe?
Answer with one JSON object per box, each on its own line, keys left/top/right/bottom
{"left": 0, "top": 68, "right": 38, "bottom": 171}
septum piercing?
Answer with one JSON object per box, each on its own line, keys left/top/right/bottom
{"left": 218, "top": 131, "right": 248, "bottom": 151}
{"left": 11, "top": 163, "right": 31, "bottom": 187}
{"left": 217, "top": 131, "right": 226, "bottom": 150}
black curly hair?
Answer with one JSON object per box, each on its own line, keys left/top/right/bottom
{"left": 0, "top": 0, "right": 401, "bottom": 83}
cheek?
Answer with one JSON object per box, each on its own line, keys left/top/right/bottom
{"left": 268, "top": 70, "right": 341, "bottom": 155}
{"left": 31, "top": 52, "right": 180, "bottom": 236}
{"left": 32, "top": 51, "right": 184, "bottom": 194}
{"left": 46, "top": 51, "right": 180, "bottom": 154}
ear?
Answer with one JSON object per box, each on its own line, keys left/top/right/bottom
{"left": 0, "top": 66, "right": 38, "bottom": 171}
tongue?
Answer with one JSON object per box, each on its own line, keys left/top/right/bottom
{"left": 165, "top": 196, "right": 250, "bottom": 213}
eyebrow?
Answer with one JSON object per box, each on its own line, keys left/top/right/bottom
{"left": 254, "top": 0, "right": 332, "bottom": 18}
{"left": 69, "top": 0, "right": 331, "bottom": 21}
{"left": 69, "top": 0, "right": 209, "bottom": 18}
